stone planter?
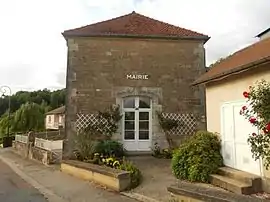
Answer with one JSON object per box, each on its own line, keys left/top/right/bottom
{"left": 61, "top": 160, "right": 131, "bottom": 192}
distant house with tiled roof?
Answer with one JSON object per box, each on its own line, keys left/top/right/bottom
{"left": 193, "top": 29, "right": 270, "bottom": 193}
{"left": 45, "top": 106, "right": 65, "bottom": 130}
{"left": 63, "top": 11, "right": 209, "bottom": 157}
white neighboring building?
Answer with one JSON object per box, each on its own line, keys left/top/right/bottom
{"left": 45, "top": 106, "right": 65, "bottom": 130}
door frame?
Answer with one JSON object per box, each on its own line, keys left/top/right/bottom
{"left": 220, "top": 99, "right": 263, "bottom": 176}
{"left": 122, "top": 96, "right": 152, "bottom": 151}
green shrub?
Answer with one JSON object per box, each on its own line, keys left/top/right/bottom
{"left": 95, "top": 140, "right": 125, "bottom": 157}
{"left": 152, "top": 143, "right": 173, "bottom": 159}
{"left": 118, "top": 160, "right": 142, "bottom": 189}
{"left": 73, "top": 130, "right": 97, "bottom": 161}
{"left": 171, "top": 130, "right": 223, "bottom": 183}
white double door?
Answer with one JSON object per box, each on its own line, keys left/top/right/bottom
{"left": 221, "top": 101, "right": 262, "bottom": 175}
{"left": 122, "top": 96, "right": 152, "bottom": 151}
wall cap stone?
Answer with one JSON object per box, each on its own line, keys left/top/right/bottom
{"left": 62, "top": 160, "right": 130, "bottom": 179}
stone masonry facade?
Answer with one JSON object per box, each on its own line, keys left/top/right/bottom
{"left": 64, "top": 37, "right": 207, "bottom": 158}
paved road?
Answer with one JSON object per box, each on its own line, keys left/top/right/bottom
{"left": 0, "top": 159, "right": 48, "bottom": 202}
{"left": 0, "top": 150, "right": 139, "bottom": 202}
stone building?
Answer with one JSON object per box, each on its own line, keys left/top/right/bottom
{"left": 62, "top": 11, "right": 209, "bottom": 158}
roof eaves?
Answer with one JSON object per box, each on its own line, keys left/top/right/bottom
{"left": 62, "top": 33, "right": 210, "bottom": 43}
{"left": 45, "top": 106, "right": 65, "bottom": 115}
{"left": 192, "top": 56, "right": 270, "bottom": 86}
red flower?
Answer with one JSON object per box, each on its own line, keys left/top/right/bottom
{"left": 242, "top": 106, "right": 247, "bottom": 110}
{"left": 264, "top": 123, "right": 270, "bottom": 134}
{"left": 249, "top": 117, "right": 257, "bottom": 124}
{"left": 266, "top": 123, "right": 270, "bottom": 131}
{"left": 243, "top": 91, "right": 249, "bottom": 98}
{"left": 252, "top": 133, "right": 256, "bottom": 136}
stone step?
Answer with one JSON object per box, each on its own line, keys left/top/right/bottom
{"left": 210, "top": 174, "right": 254, "bottom": 195}
{"left": 217, "top": 167, "right": 262, "bottom": 193}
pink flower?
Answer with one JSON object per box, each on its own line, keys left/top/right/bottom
{"left": 252, "top": 133, "right": 256, "bottom": 136}
{"left": 249, "top": 117, "right": 257, "bottom": 124}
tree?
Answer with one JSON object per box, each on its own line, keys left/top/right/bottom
{"left": 0, "top": 112, "right": 15, "bottom": 136}
{"left": 0, "top": 88, "right": 65, "bottom": 117}
{"left": 240, "top": 80, "right": 270, "bottom": 169}
{"left": 208, "top": 55, "right": 232, "bottom": 69}
{"left": 13, "top": 102, "right": 45, "bottom": 132}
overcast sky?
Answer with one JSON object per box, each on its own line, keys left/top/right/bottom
{"left": 0, "top": 0, "right": 269, "bottom": 93}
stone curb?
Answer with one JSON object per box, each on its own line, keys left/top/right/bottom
{"left": 121, "top": 191, "right": 162, "bottom": 202}
{"left": 0, "top": 151, "right": 66, "bottom": 202}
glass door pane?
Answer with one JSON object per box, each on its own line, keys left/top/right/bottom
{"left": 124, "top": 112, "right": 135, "bottom": 140}
{"left": 138, "top": 112, "right": 149, "bottom": 140}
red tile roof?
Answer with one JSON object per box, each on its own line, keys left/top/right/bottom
{"left": 193, "top": 37, "right": 270, "bottom": 85}
{"left": 63, "top": 11, "right": 209, "bottom": 42}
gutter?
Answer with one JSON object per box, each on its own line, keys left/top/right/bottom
{"left": 192, "top": 56, "right": 270, "bottom": 86}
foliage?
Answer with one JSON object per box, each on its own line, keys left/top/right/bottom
{"left": 0, "top": 112, "right": 15, "bottom": 136}
{"left": 85, "top": 104, "right": 122, "bottom": 138}
{"left": 0, "top": 88, "right": 65, "bottom": 116}
{"left": 73, "top": 129, "right": 97, "bottom": 161}
{"left": 0, "top": 88, "right": 65, "bottom": 135}
{"left": 240, "top": 80, "right": 270, "bottom": 169}
{"left": 171, "top": 130, "right": 223, "bottom": 182}
{"left": 12, "top": 102, "right": 45, "bottom": 132}
{"left": 84, "top": 154, "right": 142, "bottom": 189}
{"left": 157, "top": 112, "right": 180, "bottom": 149}
{"left": 157, "top": 112, "right": 179, "bottom": 131}
{"left": 208, "top": 55, "right": 231, "bottom": 69}
{"left": 118, "top": 160, "right": 142, "bottom": 189}
{"left": 151, "top": 142, "right": 173, "bottom": 159}
{"left": 95, "top": 140, "right": 125, "bottom": 158}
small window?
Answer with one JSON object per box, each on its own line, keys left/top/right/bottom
{"left": 48, "top": 116, "right": 51, "bottom": 123}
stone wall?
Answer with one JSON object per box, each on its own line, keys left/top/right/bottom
{"left": 12, "top": 141, "right": 61, "bottom": 165}
{"left": 13, "top": 141, "right": 29, "bottom": 158}
{"left": 64, "top": 37, "right": 207, "bottom": 157}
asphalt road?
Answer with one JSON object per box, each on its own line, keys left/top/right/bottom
{"left": 0, "top": 159, "right": 48, "bottom": 202}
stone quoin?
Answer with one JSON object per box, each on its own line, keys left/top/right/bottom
{"left": 62, "top": 11, "right": 210, "bottom": 159}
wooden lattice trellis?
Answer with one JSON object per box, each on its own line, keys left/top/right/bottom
{"left": 75, "top": 113, "right": 110, "bottom": 133}
{"left": 162, "top": 113, "right": 197, "bottom": 136}
{"left": 76, "top": 113, "right": 197, "bottom": 136}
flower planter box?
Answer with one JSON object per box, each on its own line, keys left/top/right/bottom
{"left": 61, "top": 160, "right": 131, "bottom": 192}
